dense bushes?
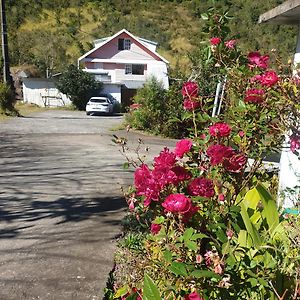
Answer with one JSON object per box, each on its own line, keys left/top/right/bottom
{"left": 107, "top": 9, "right": 300, "bottom": 300}
{"left": 126, "top": 75, "right": 195, "bottom": 138}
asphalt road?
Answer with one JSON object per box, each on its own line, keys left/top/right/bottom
{"left": 0, "top": 110, "right": 176, "bottom": 300}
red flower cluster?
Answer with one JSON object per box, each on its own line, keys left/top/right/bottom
{"left": 260, "top": 70, "right": 279, "bottom": 87}
{"left": 162, "top": 194, "right": 192, "bottom": 214}
{"left": 175, "top": 139, "right": 193, "bottom": 158}
{"left": 206, "top": 144, "right": 233, "bottom": 165}
{"left": 187, "top": 177, "right": 215, "bottom": 198}
{"left": 210, "top": 37, "right": 221, "bottom": 46}
{"left": 183, "top": 99, "right": 201, "bottom": 111}
{"left": 150, "top": 223, "right": 161, "bottom": 235}
{"left": 290, "top": 134, "right": 300, "bottom": 153}
{"left": 154, "top": 147, "right": 176, "bottom": 168}
{"left": 248, "top": 51, "right": 269, "bottom": 69}
{"left": 206, "top": 144, "right": 247, "bottom": 173}
{"left": 182, "top": 81, "right": 200, "bottom": 111}
{"left": 134, "top": 148, "right": 191, "bottom": 206}
{"left": 209, "top": 122, "right": 231, "bottom": 138}
{"left": 244, "top": 88, "right": 265, "bottom": 104}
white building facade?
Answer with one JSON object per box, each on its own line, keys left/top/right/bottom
{"left": 78, "top": 29, "right": 169, "bottom": 106}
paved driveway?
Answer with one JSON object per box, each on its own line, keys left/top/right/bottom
{"left": 0, "top": 110, "right": 176, "bottom": 300}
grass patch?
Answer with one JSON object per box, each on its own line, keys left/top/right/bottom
{"left": 16, "top": 102, "right": 48, "bottom": 116}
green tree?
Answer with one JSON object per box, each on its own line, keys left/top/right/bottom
{"left": 55, "top": 64, "right": 102, "bottom": 110}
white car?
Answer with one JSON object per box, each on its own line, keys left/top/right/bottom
{"left": 86, "top": 97, "right": 113, "bottom": 115}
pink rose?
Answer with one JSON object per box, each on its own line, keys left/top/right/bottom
{"left": 162, "top": 194, "right": 191, "bottom": 214}
{"left": 134, "top": 164, "right": 160, "bottom": 206}
{"left": 185, "top": 291, "right": 204, "bottom": 300}
{"left": 289, "top": 135, "right": 300, "bottom": 153}
{"left": 175, "top": 139, "right": 192, "bottom": 158}
{"left": 196, "top": 254, "right": 203, "bottom": 264}
{"left": 223, "top": 153, "right": 247, "bottom": 173}
{"left": 183, "top": 99, "right": 201, "bottom": 111}
{"left": 210, "top": 37, "right": 221, "bottom": 46}
{"left": 244, "top": 88, "right": 265, "bottom": 104}
{"left": 218, "top": 193, "right": 225, "bottom": 202}
{"left": 238, "top": 130, "right": 245, "bottom": 137}
{"left": 152, "top": 166, "right": 177, "bottom": 188}
{"left": 226, "top": 229, "right": 234, "bottom": 239}
{"left": 150, "top": 223, "right": 161, "bottom": 235}
{"left": 248, "top": 51, "right": 269, "bottom": 69}
{"left": 209, "top": 122, "right": 232, "bottom": 138}
{"left": 260, "top": 70, "right": 279, "bottom": 87}
{"left": 214, "top": 263, "right": 224, "bottom": 275}
{"left": 154, "top": 147, "right": 176, "bottom": 168}
{"left": 225, "top": 39, "right": 236, "bottom": 49}
{"left": 250, "top": 74, "right": 262, "bottom": 83}
{"left": 206, "top": 144, "right": 234, "bottom": 165}
{"left": 182, "top": 81, "right": 199, "bottom": 98}
{"left": 187, "top": 177, "right": 215, "bottom": 198}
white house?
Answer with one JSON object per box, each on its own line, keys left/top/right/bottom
{"left": 78, "top": 29, "right": 169, "bottom": 106}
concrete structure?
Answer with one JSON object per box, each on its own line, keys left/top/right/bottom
{"left": 259, "top": 0, "right": 300, "bottom": 207}
{"left": 78, "top": 29, "right": 169, "bottom": 106}
{"left": 22, "top": 78, "right": 71, "bottom": 107}
{"left": 259, "top": 0, "right": 300, "bottom": 70}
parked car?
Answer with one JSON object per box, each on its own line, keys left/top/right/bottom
{"left": 86, "top": 97, "right": 113, "bottom": 115}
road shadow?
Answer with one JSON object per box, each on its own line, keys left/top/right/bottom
{"left": 0, "top": 195, "right": 127, "bottom": 231}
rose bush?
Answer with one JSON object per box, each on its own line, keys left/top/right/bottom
{"left": 107, "top": 9, "right": 300, "bottom": 300}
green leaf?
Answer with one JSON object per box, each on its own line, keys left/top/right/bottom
{"left": 183, "top": 227, "right": 194, "bottom": 241}
{"left": 185, "top": 240, "right": 198, "bottom": 251}
{"left": 169, "top": 262, "right": 188, "bottom": 277}
{"left": 240, "top": 202, "right": 262, "bottom": 247}
{"left": 237, "top": 230, "right": 249, "bottom": 248}
{"left": 191, "top": 233, "right": 208, "bottom": 240}
{"left": 201, "top": 13, "right": 208, "bottom": 20}
{"left": 153, "top": 216, "right": 165, "bottom": 224}
{"left": 256, "top": 183, "right": 279, "bottom": 231}
{"left": 163, "top": 250, "right": 172, "bottom": 263}
{"left": 113, "top": 285, "right": 129, "bottom": 298}
{"left": 123, "top": 162, "right": 130, "bottom": 169}
{"left": 191, "top": 270, "right": 221, "bottom": 280}
{"left": 143, "top": 274, "right": 162, "bottom": 300}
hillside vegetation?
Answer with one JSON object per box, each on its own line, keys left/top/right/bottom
{"left": 7, "top": 0, "right": 296, "bottom": 76}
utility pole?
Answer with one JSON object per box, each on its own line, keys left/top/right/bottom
{"left": 1, "top": 0, "right": 12, "bottom": 87}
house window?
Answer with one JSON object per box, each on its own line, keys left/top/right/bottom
{"left": 124, "top": 39, "right": 131, "bottom": 50}
{"left": 125, "top": 64, "right": 144, "bottom": 75}
{"left": 118, "top": 38, "right": 131, "bottom": 50}
{"left": 125, "top": 64, "right": 132, "bottom": 74}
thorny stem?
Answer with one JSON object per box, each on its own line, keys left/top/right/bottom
{"left": 192, "top": 109, "right": 198, "bottom": 138}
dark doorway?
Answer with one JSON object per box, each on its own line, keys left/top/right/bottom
{"left": 121, "top": 87, "right": 137, "bottom": 110}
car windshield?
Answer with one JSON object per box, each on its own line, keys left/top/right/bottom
{"left": 89, "top": 98, "right": 108, "bottom": 103}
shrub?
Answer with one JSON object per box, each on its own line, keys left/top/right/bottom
{"left": 0, "top": 82, "right": 18, "bottom": 116}
{"left": 55, "top": 64, "right": 102, "bottom": 110}
{"left": 108, "top": 9, "right": 300, "bottom": 300}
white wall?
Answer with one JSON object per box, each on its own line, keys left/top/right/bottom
{"left": 147, "top": 61, "right": 169, "bottom": 89}
{"left": 277, "top": 24, "right": 300, "bottom": 207}
{"left": 101, "top": 84, "right": 121, "bottom": 103}
{"left": 23, "top": 78, "right": 71, "bottom": 107}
